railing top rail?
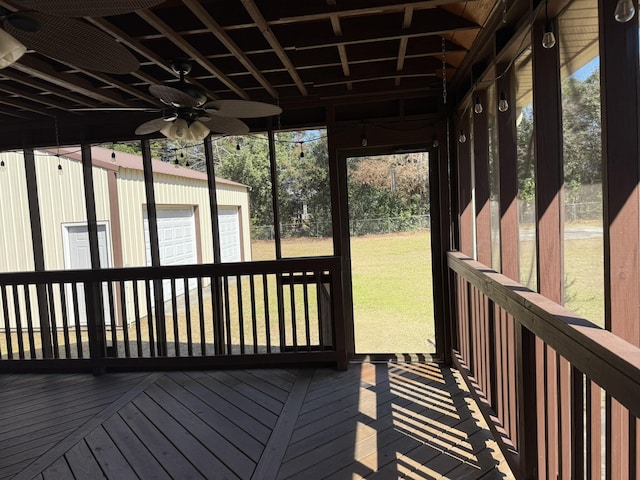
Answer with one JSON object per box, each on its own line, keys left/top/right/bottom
{"left": 0, "top": 256, "right": 341, "bottom": 285}
{"left": 448, "top": 250, "right": 640, "bottom": 418}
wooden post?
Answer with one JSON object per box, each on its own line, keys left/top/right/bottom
{"left": 23, "top": 148, "right": 53, "bottom": 358}
{"left": 599, "top": 0, "right": 640, "bottom": 476}
{"left": 457, "top": 113, "right": 474, "bottom": 257}
{"left": 267, "top": 121, "right": 283, "bottom": 260}
{"left": 327, "top": 105, "right": 354, "bottom": 358}
{"left": 473, "top": 89, "right": 491, "bottom": 267}
{"left": 141, "top": 140, "right": 167, "bottom": 356}
{"left": 81, "top": 144, "right": 106, "bottom": 371}
{"left": 533, "top": 17, "right": 564, "bottom": 479}
{"left": 496, "top": 64, "right": 520, "bottom": 282}
{"left": 204, "top": 137, "right": 225, "bottom": 355}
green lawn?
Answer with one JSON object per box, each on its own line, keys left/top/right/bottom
{"left": 253, "top": 232, "right": 435, "bottom": 354}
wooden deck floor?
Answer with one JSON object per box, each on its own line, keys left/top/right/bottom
{"left": 0, "top": 362, "right": 513, "bottom": 479}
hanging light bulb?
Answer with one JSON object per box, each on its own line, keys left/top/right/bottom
{"left": 542, "top": 22, "right": 556, "bottom": 48}
{"left": 458, "top": 130, "right": 467, "bottom": 143}
{"left": 172, "top": 118, "right": 188, "bottom": 139}
{"left": 498, "top": 91, "right": 509, "bottom": 112}
{"left": 111, "top": 150, "right": 116, "bottom": 163}
{"left": 474, "top": 96, "right": 483, "bottom": 114}
{"left": 615, "top": 0, "right": 636, "bottom": 22}
{"left": 0, "top": 159, "right": 5, "bottom": 171}
{"left": 299, "top": 142, "right": 305, "bottom": 158}
{"left": 236, "top": 142, "right": 241, "bottom": 151}
{"left": 542, "top": 0, "right": 556, "bottom": 49}
{"left": 57, "top": 163, "right": 63, "bottom": 175}
{"left": 361, "top": 123, "right": 368, "bottom": 146}
{"left": 361, "top": 136, "right": 368, "bottom": 147}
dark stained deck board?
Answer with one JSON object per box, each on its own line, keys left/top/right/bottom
{"left": 156, "top": 374, "right": 265, "bottom": 462}
{"left": 0, "top": 363, "right": 513, "bottom": 479}
{"left": 170, "top": 373, "right": 271, "bottom": 445}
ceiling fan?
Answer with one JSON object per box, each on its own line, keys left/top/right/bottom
{"left": 131, "top": 60, "right": 282, "bottom": 142}
{"left": 0, "top": 0, "right": 167, "bottom": 73}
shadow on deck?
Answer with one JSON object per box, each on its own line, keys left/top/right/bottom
{"left": 0, "top": 362, "right": 513, "bottom": 479}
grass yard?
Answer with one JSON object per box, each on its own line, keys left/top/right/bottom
{"left": 253, "top": 232, "right": 435, "bottom": 354}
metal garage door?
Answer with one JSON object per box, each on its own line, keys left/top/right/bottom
{"left": 144, "top": 207, "right": 196, "bottom": 301}
{"left": 218, "top": 206, "right": 241, "bottom": 263}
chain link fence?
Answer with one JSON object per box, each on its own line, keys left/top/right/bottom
{"left": 252, "top": 214, "right": 431, "bottom": 240}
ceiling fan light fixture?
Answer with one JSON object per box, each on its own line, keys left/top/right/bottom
{"left": 0, "top": 29, "right": 26, "bottom": 68}
{"left": 188, "top": 121, "right": 210, "bottom": 141}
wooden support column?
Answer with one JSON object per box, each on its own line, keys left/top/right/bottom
{"left": 327, "top": 105, "right": 353, "bottom": 359}
{"left": 23, "top": 148, "right": 52, "bottom": 358}
{"left": 533, "top": 18, "right": 564, "bottom": 480}
{"left": 473, "top": 89, "right": 492, "bottom": 266}
{"left": 81, "top": 144, "right": 106, "bottom": 369}
{"left": 449, "top": 116, "right": 460, "bottom": 251}
{"left": 204, "top": 137, "right": 224, "bottom": 354}
{"left": 431, "top": 124, "right": 453, "bottom": 363}
{"left": 141, "top": 139, "right": 167, "bottom": 356}
{"left": 496, "top": 64, "right": 519, "bottom": 282}
{"left": 267, "top": 121, "right": 283, "bottom": 260}
{"left": 599, "top": 0, "right": 640, "bottom": 477}
{"left": 532, "top": 19, "right": 564, "bottom": 303}
{"left": 457, "top": 113, "right": 474, "bottom": 257}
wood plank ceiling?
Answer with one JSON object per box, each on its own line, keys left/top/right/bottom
{"left": 0, "top": 0, "right": 500, "bottom": 149}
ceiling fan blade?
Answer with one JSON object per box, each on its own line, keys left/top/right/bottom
{"left": 199, "top": 116, "right": 249, "bottom": 135}
{"left": 71, "top": 107, "right": 162, "bottom": 112}
{"left": 12, "top": 0, "right": 167, "bottom": 17}
{"left": 135, "top": 117, "right": 170, "bottom": 135}
{"left": 3, "top": 12, "right": 139, "bottom": 73}
{"left": 149, "top": 85, "right": 199, "bottom": 108}
{"left": 203, "top": 100, "right": 282, "bottom": 118}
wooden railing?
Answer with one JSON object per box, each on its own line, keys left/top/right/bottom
{"left": 448, "top": 251, "right": 640, "bottom": 480}
{"left": 0, "top": 257, "right": 347, "bottom": 372}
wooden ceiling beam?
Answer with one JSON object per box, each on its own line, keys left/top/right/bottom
{"left": 291, "top": 11, "right": 477, "bottom": 50}
{"left": 396, "top": 6, "right": 414, "bottom": 86}
{"left": 136, "top": 8, "right": 250, "bottom": 99}
{"left": 11, "top": 57, "right": 128, "bottom": 106}
{"left": 182, "top": 0, "right": 278, "bottom": 99}
{"left": 0, "top": 84, "right": 78, "bottom": 112}
{"left": 0, "top": 70, "right": 99, "bottom": 108}
{"left": 0, "top": 96, "right": 56, "bottom": 117}
{"left": 329, "top": 15, "right": 352, "bottom": 91}
{"left": 241, "top": 0, "right": 308, "bottom": 96}
{"left": 263, "top": 0, "right": 474, "bottom": 25}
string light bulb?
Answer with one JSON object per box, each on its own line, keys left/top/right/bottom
{"left": 111, "top": 150, "right": 116, "bottom": 163}
{"left": 615, "top": 0, "right": 636, "bottom": 22}
{"left": 0, "top": 159, "right": 5, "bottom": 171}
{"left": 498, "top": 91, "right": 509, "bottom": 112}
{"left": 474, "top": 96, "right": 483, "bottom": 114}
{"left": 458, "top": 130, "right": 467, "bottom": 143}
{"left": 299, "top": 142, "right": 305, "bottom": 158}
{"left": 542, "top": 0, "right": 556, "bottom": 49}
{"left": 236, "top": 142, "right": 241, "bottom": 151}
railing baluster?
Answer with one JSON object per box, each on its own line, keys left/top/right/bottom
{"left": 57, "top": 283, "right": 70, "bottom": 359}
{"left": 315, "top": 271, "right": 324, "bottom": 350}
{"left": 184, "top": 277, "right": 192, "bottom": 357}
{"left": 263, "top": 273, "right": 271, "bottom": 354}
{"left": 586, "top": 378, "right": 602, "bottom": 479}
{"left": 276, "top": 272, "right": 286, "bottom": 352}
{"left": 107, "top": 281, "right": 117, "bottom": 358}
{"left": 24, "top": 285, "right": 36, "bottom": 359}
{"left": 1, "top": 285, "right": 12, "bottom": 359}
{"left": 144, "top": 280, "right": 155, "bottom": 357}
{"left": 571, "top": 366, "right": 585, "bottom": 479}
{"left": 197, "top": 277, "right": 205, "bottom": 355}
{"left": 133, "top": 280, "right": 143, "bottom": 357}
{"left": 223, "top": 276, "right": 231, "bottom": 354}
{"left": 12, "top": 285, "right": 25, "bottom": 359}
{"left": 249, "top": 274, "right": 257, "bottom": 354}
{"left": 171, "top": 278, "right": 179, "bottom": 357}
{"left": 289, "top": 273, "right": 297, "bottom": 352}
{"left": 71, "top": 283, "right": 83, "bottom": 358}
{"left": 47, "top": 283, "right": 59, "bottom": 359}
{"left": 119, "top": 281, "right": 130, "bottom": 358}
{"left": 236, "top": 275, "right": 245, "bottom": 355}
{"left": 303, "top": 271, "right": 311, "bottom": 350}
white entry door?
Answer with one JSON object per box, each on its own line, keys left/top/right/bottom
{"left": 218, "top": 206, "right": 242, "bottom": 263}
{"left": 64, "top": 224, "right": 111, "bottom": 326}
{"left": 144, "top": 207, "right": 197, "bottom": 301}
